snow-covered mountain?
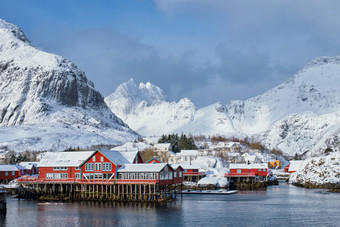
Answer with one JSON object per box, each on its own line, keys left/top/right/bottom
{"left": 105, "top": 79, "right": 238, "bottom": 136}
{"left": 0, "top": 19, "right": 138, "bottom": 151}
{"left": 105, "top": 57, "right": 340, "bottom": 157}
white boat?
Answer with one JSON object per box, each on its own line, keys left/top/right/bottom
{"left": 3, "top": 179, "right": 19, "bottom": 189}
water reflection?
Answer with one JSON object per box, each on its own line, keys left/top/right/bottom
{"left": 2, "top": 183, "right": 340, "bottom": 226}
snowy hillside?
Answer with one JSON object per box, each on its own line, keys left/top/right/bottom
{"left": 290, "top": 152, "right": 340, "bottom": 185}
{"left": 0, "top": 19, "right": 138, "bottom": 151}
{"left": 105, "top": 56, "right": 340, "bottom": 157}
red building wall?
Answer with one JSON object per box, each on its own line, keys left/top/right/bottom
{"left": 135, "top": 152, "right": 144, "bottom": 163}
{"left": 173, "top": 168, "right": 183, "bottom": 184}
{"left": 229, "top": 168, "right": 267, "bottom": 176}
{"left": 0, "top": 170, "right": 20, "bottom": 180}
{"left": 38, "top": 167, "right": 77, "bottom": 181}
{"left": 79, "top": 151, "right": 118, "bottom": 180}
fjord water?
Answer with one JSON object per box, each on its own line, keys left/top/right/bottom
{"left": 2, "top": 183, "right": 339, "bottom": 226}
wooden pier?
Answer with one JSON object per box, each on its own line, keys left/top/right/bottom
{"left": 18, "top": 181, "right": 182, "bottom": 202}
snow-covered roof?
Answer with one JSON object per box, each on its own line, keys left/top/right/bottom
{"left": 154, "top": 143, "right": 171, "bottom": 150}
{"left": 0, "top": 165, "right": 20, "bottom": 171}
{"left": 118, "top": 163, "right": 170, "bottom": 172}
{"left": 288, "top": 160, "right": 304, "bottom": 172}
{"left": 38, "top": 151, "right": 95, "bottom": 167}
{"left": 178, "top": 150, "right": 199, "bottom": 156}
{"left": 99, "top": 150, "right": 130, "bottom": 165}
{"left": 229, "top": 163, "right": 267, "bottom": 170}
{"left": 117, "top": 151, "right": 138, "bottom": 163}
{"left": 180, "top": 164, "right": 201, "bottom": 170}
{"left": 18, "top": 162, "right": 39, "bottom": 170}
{"left": 170, "top": 164, "right": 183, "bottom": 170}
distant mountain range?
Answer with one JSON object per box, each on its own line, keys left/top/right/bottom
{"left": 0, "top": 19, "right": 138, "bottom": 151}
{"left": 105, "top": 58, "right": 340, "bottom": 157}
{"left": 1, "top": 18, "right": 339, "bottom": 157}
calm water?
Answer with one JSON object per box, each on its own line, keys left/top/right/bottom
{"left": 1, "top": 183, "right": 340, "bottom": 227}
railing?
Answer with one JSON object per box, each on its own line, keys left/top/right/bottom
{"left": 17, "top": 177, "right": 180, "bottom": 185}
{"left": 224, "top": 172, "right": 257, "bottom": 177}
{"left": 183, "top": 172, "right": 205, "bottom": 176}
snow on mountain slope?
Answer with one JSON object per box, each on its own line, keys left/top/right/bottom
{"left": 257, "top": 111, "right": 340, "bottom": 157}
{"left": 105, "top": 80, "right": 240, "bottom": 136}
{"left": 0, "top": 19, "right": 138, "bottom": 151}
{"left": 226, "top": 56, "right": 340, "bottom": 135}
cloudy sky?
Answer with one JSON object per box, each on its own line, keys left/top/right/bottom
{"left": 2, "top": 0, "right": 340, "bottom": 107}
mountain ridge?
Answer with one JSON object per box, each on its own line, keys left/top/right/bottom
{"left": 0, "top": 19, "right": 138, "bottom": 151}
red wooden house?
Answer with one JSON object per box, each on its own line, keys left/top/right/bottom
{"left": 80, "top": 150, "right": 130, "bottom": 182}
{"left": 147, "top": 158, "right": 162, "bottom": 164}
{"left": 18, "top": 162, "right": 39, "bottom": 175}
{"left": 225, "top": 163, "right": 268, "bottom": 183}
{"left": 0, "top": 165, "right": 21, "bottom": 182}
{"left": 180, "top": 164, "right": 205, "bottom": 182}
{"left": 170, "top": 164, "right": 184, "bottom": 184}
{"left": 283, "top": 164, "right": 290, "bottom": 173}
{"left": 37, "top": 151, "right": 95, "bottom": 182}
{"left": 117, "top": 163, "right": 177, "bottom": 185}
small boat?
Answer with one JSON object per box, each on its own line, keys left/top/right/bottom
{"left": 181, "top": 190, "right": 238, "bottom": 195}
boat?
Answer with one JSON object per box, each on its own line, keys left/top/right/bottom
{"left": 181, "top": 189, "right": 238, "bottom": 195}
{"left": 3, "top": 179, "right": 19, "bottom": 189}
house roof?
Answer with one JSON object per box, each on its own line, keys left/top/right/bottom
{"left": 170, "top": 164, "right": 184, "bottom": 171}
{"left": 98, "top": 150, "right": 130, "bottom": 166}
{"left": 180, "top": 164, "right": 201, "bottom": 170}
{"left": 147, "top": 157, "right": 162, "bottom": 163}
{"left": 0, "top": 165, "right": 20, "bottom": 171}
{"left": 116, "top": 151, "right": 139, "bottom": 163}
{"left": 229, "top": 163, "right": 267, "bottom": 170}
{"left": 118, "top": 163, "right": 171, "bottom": 172}
{"left": 38, "top": 151, "right": 95, "bottom": 167}
{"left": 178, "top": 150, "right": 199, "bottom": 156}
{"left": 18, "top": 162, "right": 39, "bottom": 170}
{"left": 154, "top": 143, "right": 171, "bottom": 150}
{"left": 288, "top": 160, "right": 304, "bottom": 172}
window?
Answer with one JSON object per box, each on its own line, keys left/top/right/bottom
{"left": 12, "top": 171, "right": 15, "bottom": 176}
{"left": 103, "top": 163, "right": 112, "bottom": 171}
{"left": 179, "top": 172, "right": 182, "bottom": 177}
{"left": 174, "top": 172, "right": 177, "bottom": 178}
{"left": 92, "top": 156, "right": 96, "bottom": 162}
{"left": 95, "top": 163, "right": 102, "bottom": 171}
{"left": 85, "top": 163, "right": 94, "bottom": 171}
{"left": 100, "top": 156, "right": 104, "bottom": 162}
{"left": 5, "top": 171, "right": 8, "bottom": 176}
{"left": 75, "top": 173, "right": 81, "bottom": 179}
{"left": 53, "top": 167, "right": 68, "bottom": 171}
{"left": 75, "top": 167, "right": 81, "bottom": 170}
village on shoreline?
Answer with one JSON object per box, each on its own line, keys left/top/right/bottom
{"left": 1, "top": 133, "right": 338, "bottom": 205}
